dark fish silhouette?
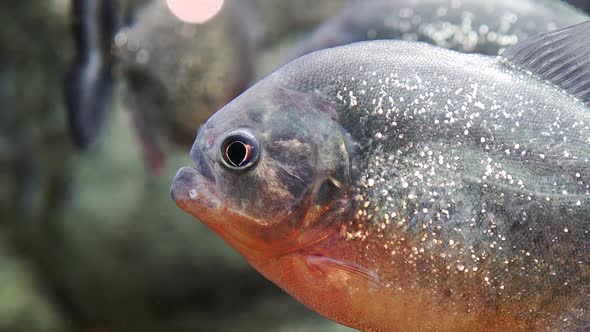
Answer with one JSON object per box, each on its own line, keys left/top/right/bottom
{"left": 64, "top": 0, "right": 119, "bottom": 150}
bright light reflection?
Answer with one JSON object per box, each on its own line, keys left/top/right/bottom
{"left": 166, "top": 0, "right": 224, "bottom": 24}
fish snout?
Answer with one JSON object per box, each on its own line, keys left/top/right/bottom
{"left": 170, "top": 166, "right": 220, "bottom": 212}
{"left": 171, "top": 167, "right": 196, "bottom": 202}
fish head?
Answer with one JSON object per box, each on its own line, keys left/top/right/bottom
{"left": 171, "top": 82, "right": 355, "bottom": 258}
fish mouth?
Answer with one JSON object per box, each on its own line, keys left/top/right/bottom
{"left": 170, "top": 162, "right": 339, "bottom": 260}
{"left": 170, "top": 165, "right": 281, "bottom": 256}
{"left": 172, "top": 140, "right": 218, "bottom": 212}
{"left": 170, "top": 166, "right": 221, "bottom": 215}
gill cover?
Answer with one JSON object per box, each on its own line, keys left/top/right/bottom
{"left": 190, "top": 85, "right": 357, "bottom": 229}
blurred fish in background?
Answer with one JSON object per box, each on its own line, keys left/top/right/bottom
{"left": 292, "top": 0, "right": 588, "bottom": 59}
{"left": 115, "top": 0, "right": 257, "bottom": 173}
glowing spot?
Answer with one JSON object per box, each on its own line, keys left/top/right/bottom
{"left": 166, "top": 0, "right": 224, "bottom": 24}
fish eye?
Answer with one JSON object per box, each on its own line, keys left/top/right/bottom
{"left": 219, "top": 130, "right": 259, "bottom": 170}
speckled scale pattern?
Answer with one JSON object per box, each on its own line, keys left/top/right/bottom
{"left": 271, "top": 41, "right": 590, "bottom": 327}
{"left": 295, "top": 0, "right": 588, "bottom": 57}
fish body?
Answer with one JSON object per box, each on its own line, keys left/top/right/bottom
{"left": 295, "top": 0, "right": 588, "bottom": 57}
{"left": 172, "top": 23, "right": 590, "bottom": 331}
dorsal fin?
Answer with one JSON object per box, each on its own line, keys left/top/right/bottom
{"left": 500, "top": 21, "right": 590, "bottom": 106}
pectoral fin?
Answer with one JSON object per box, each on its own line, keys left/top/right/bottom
{"left": 306, "top": 255, "right": 382, "bottom": 289}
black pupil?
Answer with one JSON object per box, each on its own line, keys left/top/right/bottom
{"left": 226, "top": 140, "right": 248, "bottom": 167}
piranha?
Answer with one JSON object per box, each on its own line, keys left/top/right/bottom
{"left": 172, "top": 21, "right": 590, "bottom": 331}
{"left": 293, "top": 0, "right": 589, "bottom": 58}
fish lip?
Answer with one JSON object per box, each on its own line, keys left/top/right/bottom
{"left": 170, "top": 166, "right": 221, "bottom": 213}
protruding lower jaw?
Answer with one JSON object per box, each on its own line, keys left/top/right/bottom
{"left": 171, "top": 166, "right": 221, "bottom": 215}
{"left": 170, "top": 165, "right": 281, "bottom": 260}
